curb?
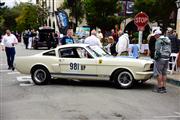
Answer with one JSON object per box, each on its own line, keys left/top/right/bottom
{"left": 167, "top": 78, "right": 180, "bottom": 87}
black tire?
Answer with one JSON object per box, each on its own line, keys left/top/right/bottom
{"left": 31, "top": 67, "right": 51, "bottom": 85}
{"left": 114, "top": 70, "right": 134, "bottom": 89}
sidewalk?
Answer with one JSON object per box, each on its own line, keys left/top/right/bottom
{"left": 167, "top": 71, "right": 180, "bottom": 86}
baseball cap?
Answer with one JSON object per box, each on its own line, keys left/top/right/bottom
{"left": 167, "top": 27, "right": 173, "bottom": 32}
{"left": 153, "top": 29, "right": 162, "bottom": 35}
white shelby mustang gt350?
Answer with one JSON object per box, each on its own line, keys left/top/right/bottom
{"left": 15, "top": 44, "right": 153, "bottom": 88}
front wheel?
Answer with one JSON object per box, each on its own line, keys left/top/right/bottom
{"left": 114, "top": 70, "right": 134, "bottom": 89}
{"left": 31, "top": 67, "right": 51, "bottom": 85}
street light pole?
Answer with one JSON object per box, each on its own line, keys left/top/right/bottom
{"left": 176, "top": 0, "right": 180, "bottom": 39}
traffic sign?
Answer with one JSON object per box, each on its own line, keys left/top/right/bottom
{"left": 134, "top": 12, "right": 149, "bottom": 31}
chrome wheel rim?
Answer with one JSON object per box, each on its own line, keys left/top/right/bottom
{"left": 34, "top": 69, "right": 46, "bottom": 83}
{"left": 117, "top": 71, "right": 133, "bottom": 87}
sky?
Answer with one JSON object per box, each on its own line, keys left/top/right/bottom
{"left": 1, "top": 0, "right": 36, "bottom": 8}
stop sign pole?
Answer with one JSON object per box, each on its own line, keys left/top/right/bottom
{"left": 134, "top": 12, "right": 149, "bottom": 50}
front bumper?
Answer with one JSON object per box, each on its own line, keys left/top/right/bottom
{"left": 135, "top": 71, "right": 153, "bottom": 80}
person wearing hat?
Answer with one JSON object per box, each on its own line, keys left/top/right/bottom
{"left": 166, "top": 28, "right": 179, "bottom": 70}
{"left": 153, "top": 29, "right": 171, "bottom": 93}
{"left": 166, "top": 28, "right": 179, "bottom": 53}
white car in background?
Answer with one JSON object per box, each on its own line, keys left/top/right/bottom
{"left": 15, "top": 44, "right": 153, "bottom": 88}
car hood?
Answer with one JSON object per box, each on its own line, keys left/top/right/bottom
{"left": 99, "top": 56, "right": 153, "bottom": 65}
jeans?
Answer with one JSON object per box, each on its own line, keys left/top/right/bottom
{"left": 5, "top": 47, "right": 16, "bottom": 68}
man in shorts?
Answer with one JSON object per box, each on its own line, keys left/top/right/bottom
{"left": 153, "top": 29, "right": 171, "bottom": 93}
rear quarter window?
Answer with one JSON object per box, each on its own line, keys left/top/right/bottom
{"left": 43, "top": 50, "right": 56, "bottom": 56}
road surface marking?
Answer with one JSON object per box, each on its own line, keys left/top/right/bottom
{"left": 174, "top": 112, "right": 180, "bottom": 115}
{"left": 17, "top": 76, "right": 32, "bottom": 82}
{"left": 0, "top": 70, "right": 11, "bottom": 72}
{"left": 20, "top": 83, "right": 34, "bottom": 86}
{"left": 16, "top": 76, "right": 34, "bottom": 86}
{"left": 154, "top": 115, "right": 180, "bottom": 119}
{"left": 7, "top": 71, "right": 20, "bottom": 74}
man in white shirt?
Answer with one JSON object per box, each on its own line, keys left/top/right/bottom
{"left": 1, "top": 29, "right": 18, "bottom": 70}
{"left": 116, "top": 33, "right": 129, "bottom": 56}
{"left": 84, "top": 30, "right": 102, "bottom": 47}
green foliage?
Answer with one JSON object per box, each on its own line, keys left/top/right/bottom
{"left": 14, "top": 3, "right": 47, "bottom": 32}
{"left": 134, "top": 0, "right": 177, "bottom": 29}
{"left": 59, "top": 0, "right": 85, "bottom": 24}
{"left": 59, "top": 0, "right": 177, "bottom": 33}
{"left": 84, "top": 0, "right": 123, "bottom": 31}
{"left": 0, "top": 3, "right": 47, "bottom": 33}
{"left": 0, "top": 7, "right": 18, "bottom": 32}
{"left": 59, "top": 0, "right": 123, "bottom": 31}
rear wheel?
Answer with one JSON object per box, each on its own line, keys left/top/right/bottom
{"left": 114, "top": 70, "right": 134, "bottom": 89}
{"left": 31, "top": 67, "right": 51, "bottom": 85}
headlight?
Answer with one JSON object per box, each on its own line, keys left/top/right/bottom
{"left": 144, "top": 64, "right": 151, "bottom": 71}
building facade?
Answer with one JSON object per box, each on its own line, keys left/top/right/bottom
{"left": 37, "top": 0, "right": 64, "bottom": 32}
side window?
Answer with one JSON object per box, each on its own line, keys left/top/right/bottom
{"left": 43, "top": 50, "right": 56, "bottom": 56}
{"left": 59, "top": 48, "right": 80, "bottom": 58}
{"left": 76, "top": 48, "right": 92, "bottom": 58}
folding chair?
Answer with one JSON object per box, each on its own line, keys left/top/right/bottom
{"left": 168, "top": 53, "right": 179, "bottom": 74}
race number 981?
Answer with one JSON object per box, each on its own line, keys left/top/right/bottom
{"left": 70, "top": 63, "right": 86, "bottom": 70}
{"left": 70, "top": 63, "right": 80, "bottom": 70}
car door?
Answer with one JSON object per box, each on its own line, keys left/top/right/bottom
{"left": 58, "top": 47, "right": 97, "bottom": 79}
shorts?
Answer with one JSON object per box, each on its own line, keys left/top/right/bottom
{"left": 153, "top": 59, "right": 169, "bottom": 77}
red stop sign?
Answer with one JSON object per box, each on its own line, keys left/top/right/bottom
{"left": 134, "top": 12, "right": 149, "bottom": 31}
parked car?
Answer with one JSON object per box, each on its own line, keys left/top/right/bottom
{"left": 14, "top": 44, "right": 153, "bottom": 88}
{"left": 33, "top": 27, "right": 58, "bottom": 49}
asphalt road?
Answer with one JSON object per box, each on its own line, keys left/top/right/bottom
{"left": 0, "top": 43, "right": 180, "bottom": 120}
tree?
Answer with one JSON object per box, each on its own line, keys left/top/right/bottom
{"left": 134, "top": 0, "right": 177, "bottom": 30}
{"left": 0, "top": 7, "right": 6, "bottom": 33}
{"left": 84, "top": 0, "right": 124, "bottom": 32}
{"left": 14, "top": 3, "right": 47, "bottom": 32}
{"left": 0, "top": 6, "right": 19, "bottom": 32}
{"left": 0, "top": 3, "right": 47, "bottom": 33}
{"left": 59, "top": 0, "right": 85, "bottom": 28}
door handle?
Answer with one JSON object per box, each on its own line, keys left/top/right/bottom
{"left": 59, "top": 59, "right": 64, "bottom": 62}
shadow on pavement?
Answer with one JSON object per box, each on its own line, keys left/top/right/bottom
{"left": 49, "top": 79, "right": 154, "bottom": 90}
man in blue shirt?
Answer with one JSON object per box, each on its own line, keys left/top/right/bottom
{"left": 61, "top": 29, "right": 74, "bottom": 45}
{"left": 130, "top": 38, "right": 139, "bottom": 58}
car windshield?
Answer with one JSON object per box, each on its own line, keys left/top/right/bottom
{"left": 87, "top": 46, "right": 110, "bottom": 57}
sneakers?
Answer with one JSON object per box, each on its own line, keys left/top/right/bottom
{"left": 161, "top": 87, "right": 167, "bottom": 93}
{"left": 8, "top": 66, "right": 15, "bottom": 71}
{"left": 8, "top": 67, "right": 11, "bottom": 70}
{"left": 152, "top": 87, "right": 167, "bottom": 93}
{"left": 12, "top": 67, "right": 15, "bottom": 71}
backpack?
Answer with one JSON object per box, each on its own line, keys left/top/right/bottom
{"left": 158, "top": 38, "right": 171, "bottom": 59}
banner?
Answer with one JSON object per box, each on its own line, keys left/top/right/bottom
{"left": 75, "top": 26, "right": 90, "bottom": 38}
{"left": 55, "top": 10, "right": 69, "bottom": 35}
{"left": 116, "top": 0, "right": 134, "bottom": 16}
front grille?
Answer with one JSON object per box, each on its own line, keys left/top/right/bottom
{"left": 150, "top": 63, "right": 154, "bottom": 70}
